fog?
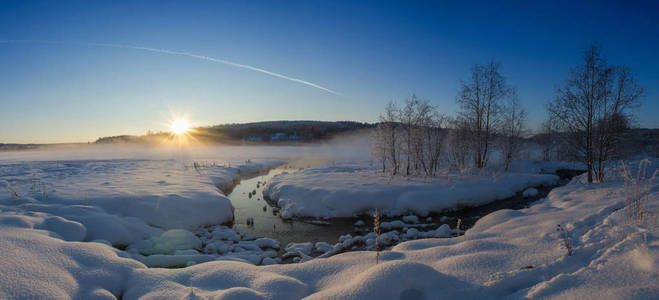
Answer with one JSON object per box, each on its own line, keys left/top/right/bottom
{"left": 0, "top": 130, "right": 374, "bottom": 166}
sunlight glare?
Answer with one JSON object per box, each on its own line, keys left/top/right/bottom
{"left": 171, "top": 119, "right": 190, "bottom": 135}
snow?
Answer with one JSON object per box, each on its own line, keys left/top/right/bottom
{"left": 37, "top": 215, "right": 87, "bottom": 241}
{"left": 314, "top": 241, "right": 333, "bottom": 253}
{"left": 0, "top": 157, "right": 282, "bottom": 245}
{"left": 285, "top": 242, "right": 314, "bottom": 256}
{"left": 136, "top": 229, "right": 202, "bottom": 255}
{"left": 254, "top": 237, "right": 280, "bottom": 249}
{"left": 0, "top": 223, "right": 144, "bottom": 299}
{"left": 523, "top": 187, "right": 539, "bottom": 197}
{"left": 265, "top": 163, "right": 559, "bottom": 218}
{"left": 402, "top": 214, "right": 419, "bottom": 224}
{"left": 0, "top": 146, "right": 657, "bottom": 299}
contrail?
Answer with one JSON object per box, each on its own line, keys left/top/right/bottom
{"left": 0, "top": 40, "right": 340, "bottom": 95}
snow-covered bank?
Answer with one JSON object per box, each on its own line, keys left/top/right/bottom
{"left": 0, "top": 225, "right": 145, "bottom": 299}
{"left": 3, "top": 159, "right": 655, "bottom": 299}
{"left": 0, "top": 159, "right": 282, "bottom": 245}
{"left": 264, "top": 163, "right": 559, "bottom": 219}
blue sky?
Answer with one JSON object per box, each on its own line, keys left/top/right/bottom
{"left": 1, "top": 0, "right": 658, "bottom": 143}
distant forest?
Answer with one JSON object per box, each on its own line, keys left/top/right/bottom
{"left": 93, "top": 121, "right": 375, "bottom": 144}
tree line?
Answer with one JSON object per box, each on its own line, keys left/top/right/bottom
{"left": 373, "top": 44, "right": 644, "bottom": 183}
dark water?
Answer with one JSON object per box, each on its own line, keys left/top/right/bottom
{"left": 228, "top": 168, "right": 584, "bottom": 248}
{"left": 228, "top": 168, "right": 357, "bottom": 247}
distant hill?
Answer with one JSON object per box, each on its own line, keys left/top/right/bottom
{"left": 528, "top": 128, "right": 659, "bottom": 159}
{"left": 0, "top": 143, "right": 42, "bottom": 151}
{"left": 0, "top": 143, "right": 88, "bottom": 151}
{"left": 94, "top": 120, "right": 375, "bottom": 144}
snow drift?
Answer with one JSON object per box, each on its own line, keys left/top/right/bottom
{"left": 264, "top": 163, "right": 559, "bottom": 218}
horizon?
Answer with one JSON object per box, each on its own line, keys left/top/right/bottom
{"left": 2, "top": 1, "right": 659, "bottom": 144}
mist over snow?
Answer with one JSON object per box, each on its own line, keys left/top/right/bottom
{"left": 0, "top": 131, "right": 374, "bottom": 164}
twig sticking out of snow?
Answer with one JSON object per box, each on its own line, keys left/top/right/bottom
{"left": 2, "top": 180, "right": 20, "bottom": 202}
{"left": 556, "top": 224, "right": 573, "bottom": 256}
{"left": 374, "top": 208, "right": 381, "bottom": 264}
{"left": 456, "top": 218, "right": 462, "bottom": 237}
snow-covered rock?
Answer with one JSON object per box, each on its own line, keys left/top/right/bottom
{"left": 285, "top": 242, "right": 313, "bottom": 256}
{"left": 261, "top": 257, "right": 278, "bottom": 265}
{"left": 255, "top": 237, "right": 280, "bottom": 249}
{"left": 522, "top": 187, "right": 539, "bottom": 197}
{"left": 314, "top": 241, "right": 333, "bottom": 253}
{"left": 380, "top": 220, "right": 405, "bottom": 230}
{"left": 137, "top": 229, "right": 202, "bottom": 255}
{"left": 404, "top": 227, "right": 419, "bottom": 239}
{"left": 402, "top": 214, "right": 419, "bottom": 224}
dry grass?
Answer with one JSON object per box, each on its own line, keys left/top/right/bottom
{"left": 2, "top": 180, "right": 20, "bottom": 202}
{"left": 556, "top": 224, "right": 573, "bottom": 256}
{"left": 373, "top": 208, "right": 381, "bottom": 264}
{"left": 456, "top": 218, "right": 462, "bottom": 237}
{"left": 621, "top": 159, "right": 657, "bottom": 224}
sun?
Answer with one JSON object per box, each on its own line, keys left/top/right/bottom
{"left": 171, "top": 119, "right": 190, "bottom": 135}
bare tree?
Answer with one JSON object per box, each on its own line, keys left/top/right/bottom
{"left": 373, "top": 97, "right": 446, "bottom": 177}
{"left": 456, "top": 61, "right": 509, "bottom": 169}
{"left": 538, "top": 113, "right": 557, "bottom": 161}
{"left": 549, "top": 44, "right": 643, "bottom": 182}
{"left": 500, "top": 88, "right": 527, "bottom": 171}
{"left": 373, "top": 102, "right": 401, "bottom": 175}
{"left": 399, "top": 96, "right": 427, "bottom": 175}
{"left": 422, "top": 111, "right": 447, "bottom": 176}
{"left": 372, "top": 123, "right": 389, "bottom": 173}
{"left": 593, "top": 65, "right": 643, "bottom": 181}
{"left": 447, "top": 116, "right": 470, "bottom": 170}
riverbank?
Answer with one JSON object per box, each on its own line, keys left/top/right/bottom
{"left": 2, "top": 158, "right": 655, "bottom": 299}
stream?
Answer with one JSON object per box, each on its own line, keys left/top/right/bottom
{"left": 228, "top": 167, "right": 356, "bottom": 248}
{"left": 226, "top": 167, "right": 585, "bottom": 251}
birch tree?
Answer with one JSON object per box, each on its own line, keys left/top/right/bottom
{"left": 456, "top": 61, "right": 509, "bottom": 169}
